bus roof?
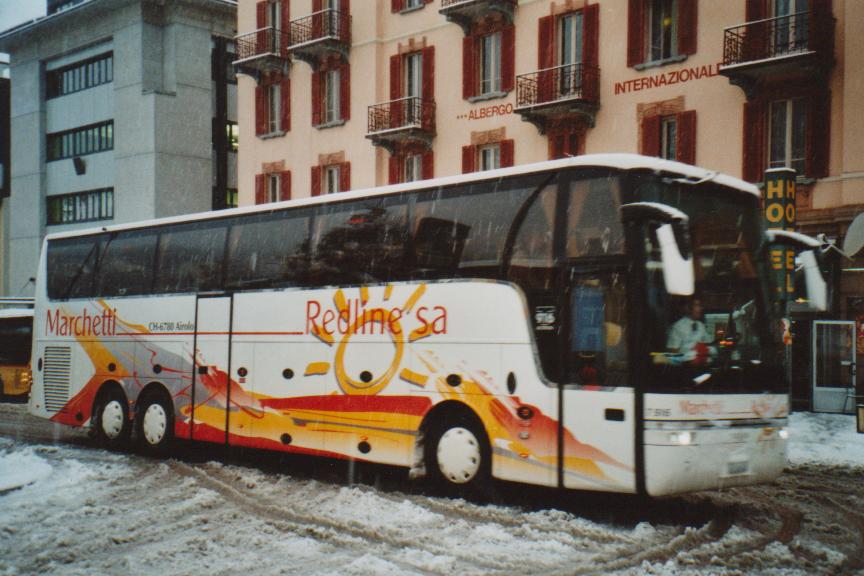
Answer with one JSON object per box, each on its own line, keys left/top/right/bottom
{"left": 43, "top": 154, "right": 759, "bottom": 242}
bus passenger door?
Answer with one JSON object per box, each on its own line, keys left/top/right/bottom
{"left": 191, "top": 295, "right": 233, "bottom": 443}
{"left": 559, "top": 271, "right": 637, "bottom": 493}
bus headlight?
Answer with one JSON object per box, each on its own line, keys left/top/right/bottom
{"left": 778, "top": 428, "right": 789, "bottom": 440}
{"left": 669, "top": 431, "right": 693, "bottom": 446}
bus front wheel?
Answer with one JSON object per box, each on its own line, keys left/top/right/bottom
{"left": 425, "top": 414, "right": 490, "bottom": 490}
{"left": 93, "top": 389, "right": 131, "bottom": 448}
{"left": 136, "top": 392, "right": 174, "bottom": 453}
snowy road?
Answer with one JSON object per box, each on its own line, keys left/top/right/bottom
{"left": 1, "top": 403, "right": 864, "bottom": 576}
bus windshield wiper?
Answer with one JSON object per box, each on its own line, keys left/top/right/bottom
{"left": 59, "top": 241, "right": 100, "bottom": 300}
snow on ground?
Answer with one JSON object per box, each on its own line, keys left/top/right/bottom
{"left": 0, "top": 413, "right": 862, "bottom": 575}
{"left": 787, "top": 411, "right": 864, "bottom": 466}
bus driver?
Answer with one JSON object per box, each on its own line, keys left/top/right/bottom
{"left": 666, "top": 298, "right": 714, "bottom": 365}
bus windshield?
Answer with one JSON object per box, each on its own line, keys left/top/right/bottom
{"left": 638, "top": 180, "right": 784, "bottom": 393}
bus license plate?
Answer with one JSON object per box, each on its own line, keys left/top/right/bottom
{"left": 726, "top": 460, "right": 750, "bottom": 476}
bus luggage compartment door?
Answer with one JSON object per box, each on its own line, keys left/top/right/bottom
{"left": 191, "top": 295, "right": 233, "bottom": 442}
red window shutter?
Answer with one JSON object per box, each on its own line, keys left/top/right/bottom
{"left": 583, "top": 4, "right": 599, "bottom": 67}
{"left": 677, "top": 0, "right": 697, "bottom": 56}
{"left": 745, "top": 0, "right": 766, "bottom": 21}
{"left": 422, "top": 46, "right": 435, "bottom": 102}
{"left": 627, "top": 0, "right": 645, "bottom": 67}
{"left": 500, "top": 140, "right": 515, "bottom": 168}
{"left": 339, "top": 162, "right": 351, "bottom": 192}
{"left": 641, "top": 114, "right": 661, "bottom": 157}
{"left": 311, "top": 70, "right": 321, "bottom": 126}
{"left": 462, "top": 35, "right": 476, "bottom": 100}
{"left": 279, "top": 170, "right": 292, "bottom": 201}
{"left": 501, "top": 25, "right": 515, "bottom": 93}
{"left": 255, "top": 174, "right": 266, "bottom": 204}
{"left": 391, "top": 0, "right": 402, "bottom": 12}
{"left": 806, "top": 91, "right": 831, "bottom": 178}
{"left": 311, "top": 166, "right": 322, "bottom": 196}
{"left": 389, "top": 54, "right": 402, "bottom": 127}
{"left": 256, "top": 1, "right": 267, "bottom": 27}
{"left": 422, "top": 150, "right": 434, "bottom": 180}
{"left": 462, "top": 145, "right": 476, "bottom": 173}
{"left": 676, "top": 110, "right": 697, "bottom": 165}
{"left": 255, "top": 85, "right": 267, "bottom": 135}
{"left": 312, "top": 0, "right": 323, "bottom": 39}
{"left": 280, "top": 76, "right": 290, "bottom": 132}
{"left": 743, "top": 100, "right": 766, "bottom": 183}
{"left": 280, "top": 0, "right": 290, "bottom": 32}
{"left": 538, "top": 16, "right": 555, "bottom": 103}
{"left": 340, "top": 0, "right": 349, "bottom": 14}
{"left": 312, "top": 0, "right": 322, "bottom": 10}
{"left": 388, "top": 154, "right": 401, "bottom": 184}
{"left": 340, "top": 62, "right": 350, "bottom": 121}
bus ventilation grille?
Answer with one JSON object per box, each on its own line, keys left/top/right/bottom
{"left": 43, "top": 346, "right": 72, "bottom": 413}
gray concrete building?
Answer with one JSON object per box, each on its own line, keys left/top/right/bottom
{"left": 0, "top": 0, "right": 237, "bottom": 296}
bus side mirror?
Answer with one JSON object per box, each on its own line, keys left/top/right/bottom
{"left": 620, "top": 202, "right": 694, "bottom": 297}
{"left": 764, "top": 229, "right": 828, "bottom": 312}
{"left": 657, "top": 223, "right": 695, "bottom": 296}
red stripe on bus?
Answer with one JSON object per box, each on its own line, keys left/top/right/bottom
{"left": 258, "top": 394, "right": 433, "bottom": 416}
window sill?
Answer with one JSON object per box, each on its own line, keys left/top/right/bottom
{"left": 399, "top": 4, "right": 425, "bottom": 14}
{"left": 634, "top": 54, "right": 688, "bottom": 71}
{"left": 314, "top": 119, "right": 347, "bottom": 130}
{"left": 468, "top": 91, "right": 509, "bottom": 103}
{"left": 258, "top": 130, "right": 286, "bottom": 140}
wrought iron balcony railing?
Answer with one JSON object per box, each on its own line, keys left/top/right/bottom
{"left": 722, "top": 11, "right": 824, "bottom": 67}
{"left": 516, "top": 63, "right": 600, "bottom": 109}
{"left": 289, "top": 9, "right": 351, "bottom": 48}
{"left": 440, "top": 0, "right": 515, "bottom": 9}
{"left": 235, "top": 27, "right": 290, "bottom": 62}
{"left": 367, "top": 97, "right": 435, "bottom": 135}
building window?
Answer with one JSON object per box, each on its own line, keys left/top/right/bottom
{"left": 769, "top": 98, "right": 807, "bottom": 175}
{"left": 268, "top": 83, "right": 281, "bottom": 133}
{"left": 463, "top": 26, "right": 513, "bottom": 100}
{"left": 46, "top": 52, "right": 113, "bottom": 99}
{"left": 772, "top": 0, "right": 810, "bottom": 54}
{"left": 660, "top": 116, "right": 677, "bottom": 160}
{"left": 324, "top": 164, "right": 341, "bottom": 194}
{"left": 226, "top": 188, "right": 238, "bottom": 208}
{"left": 641, "top": 110, "right": 696, "bottom": 165}
{"left": 255, "top": 171, "right": 291, "bottom": 204}
{"left": 47, "top": 120, "right": 114, "bottom": 161}
{"left": 478, "top": 32, "right": 502, "bottom": 95}
{"left": 324, "top": 68, "right": 341, "bottom": 124}
{"left": 627, "top": 0, "right": 696, "bottom": 67}
{"left": 648, "top": 0, "right": 676, "bottom": 62}
{"left": 47, "top": 188, "right": 113, "bottom": 225}
{"left": 404, "top": 154, "right": 422, "bottom": 182}
{"left": 478, "top": 144, "right": 501, "bottom": 171}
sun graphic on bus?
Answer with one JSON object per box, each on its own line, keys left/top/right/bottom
{"left": 302, "top": 283, "right": 448, "bottom": 396}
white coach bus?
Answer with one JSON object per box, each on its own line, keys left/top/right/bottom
{"left": 28, "top": 155, "right": 825, "bottom": 496}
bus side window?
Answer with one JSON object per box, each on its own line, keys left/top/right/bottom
{"left": 153, "top": 221, "right": 227, "bottom": 294}
{"left": 226, "top": 211, "right": 310, "bottom": 290}
{"left": 47, "top": 237, "right": 99, "bottom": 300}
{"left": 97, "top": 231, "right": 158, "bottom": 297}
{"left": 566, "top": 177, "right": 624, "bottom": 258}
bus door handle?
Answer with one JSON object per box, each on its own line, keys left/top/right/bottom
{"left": 197, "top": 366, "right": 209, "bottom": 375}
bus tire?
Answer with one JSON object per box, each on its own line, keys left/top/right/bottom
{"left": 136, "top": 391, "right": 174, "bottom": 453}
{"left": 425, "top": 413, "right": 490, "bottom": 490}
{"left": 93, "top": 388, "right": 131, "bottom": 449}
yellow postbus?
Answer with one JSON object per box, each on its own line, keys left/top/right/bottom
{"left": 0, "top": 300, "right": 34, "bottom": 402}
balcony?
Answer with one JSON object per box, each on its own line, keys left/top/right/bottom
{"left": 514, "top": 63, "right": 600, "bottom": 134}
{"left": 720, "top": 10, "right": 834, "bottom": 97}
{"left": 233, "top": 27, "right": 290, "bottom": 79}
{"left": 439, "top": 0, "right": 516, "bottom": 35}
{"left": 286, "top": 9, "right": 351, "bottom": 66}
{"left": 366, "top": 97, "right": 436, "bottom": 153}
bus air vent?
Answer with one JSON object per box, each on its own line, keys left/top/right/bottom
{"left": 43, "top": 346, "right": 72, "bottom": 413}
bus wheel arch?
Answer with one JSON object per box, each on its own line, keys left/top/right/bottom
{"left": 417, "top": 401, "right": 491, "bottom": 489}
{"left": 135, "top": 382, "right": 175, "bottom": 453}
{"left": 91, "top": 380, "right": 132, "bottom": 448}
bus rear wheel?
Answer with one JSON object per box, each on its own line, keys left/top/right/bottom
{"left": 93, "top": 389, "right": 131, "bottom": 448}
{"left": 425, "top": 415, "right": 490, "bottom": 490}
{"left": 136, "top": 392, "right": 174, "bottom": 453}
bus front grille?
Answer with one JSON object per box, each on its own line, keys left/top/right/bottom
{"left": 43, "top": 347, "right": 72, "bottom": 413}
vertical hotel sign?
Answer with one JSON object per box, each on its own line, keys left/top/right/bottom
{"left": 764, "top": 169, "right": 797, "bottom": 298}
